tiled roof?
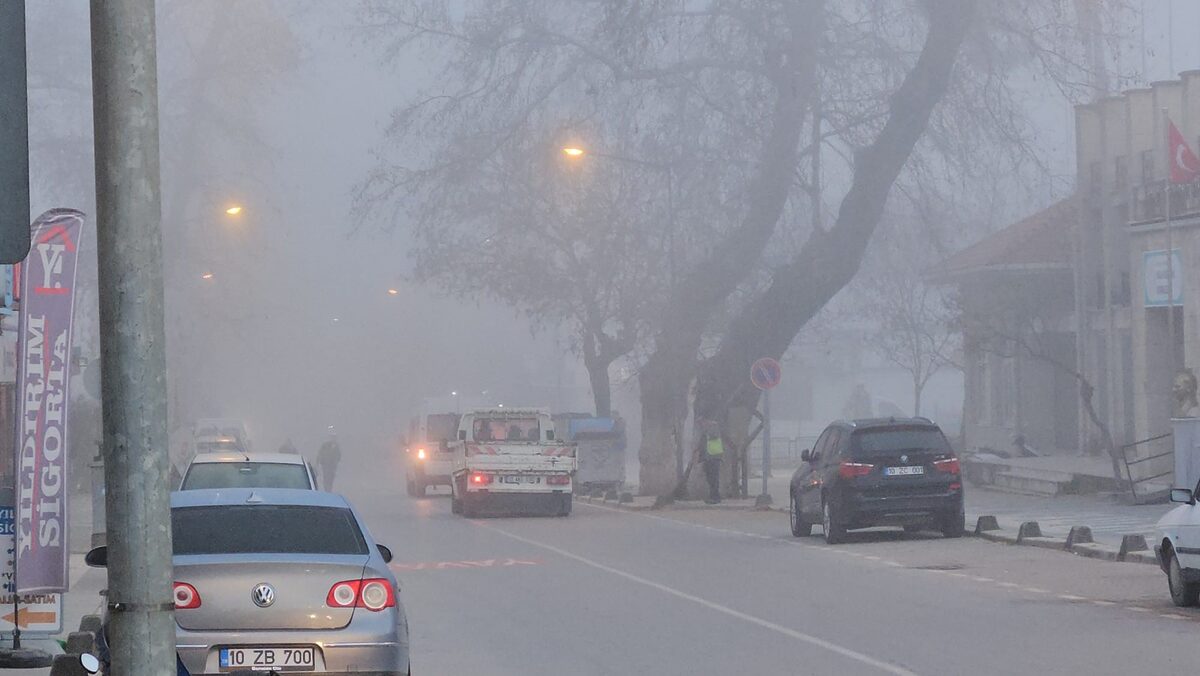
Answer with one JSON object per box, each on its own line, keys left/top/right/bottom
{"left": 934, "top": 198, "right": 1075, "bottom": 279}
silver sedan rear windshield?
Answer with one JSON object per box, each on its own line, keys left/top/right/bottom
{"left": 172, "top": 505, "right": 368, "bottom": 555}
{"left": 181, "top": 462, "right": 311, "bottom": 490}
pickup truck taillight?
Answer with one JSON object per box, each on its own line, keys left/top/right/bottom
{"left": 417, "top": 448, "right": 426, "bottom": 460}
{"left": 546, "top": 475, "right": 571, "bottom": 486}
{"left": 470, "top": 472, "right": 492, "bottom": 485}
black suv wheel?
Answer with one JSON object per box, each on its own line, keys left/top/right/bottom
{"left": 941, "top": 504, "right": 965, "bottom": 538}
{"left": 790, "top": 493, "right": 812, "bottom": 537}
{"left": 822, "top": 499, "right": 846, "bottom": 544}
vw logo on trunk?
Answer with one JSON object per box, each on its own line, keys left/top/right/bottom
{"left": 252, "top": 583, "right": 276, "bottom": 608}
{"left": 900, "top": 454, "right": 909, "bottom": 464}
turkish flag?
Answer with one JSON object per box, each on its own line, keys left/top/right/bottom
{"left": 1169, "top": 118, "right": 1200, "bottom": 184}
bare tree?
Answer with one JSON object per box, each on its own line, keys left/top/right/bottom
{"left": 356, "top": 0, "right": 1129, "bottom": 496}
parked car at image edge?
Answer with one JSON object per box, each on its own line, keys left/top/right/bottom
{"left": 1154, "top": 482, "right": 1200, "bottom": 607}
{"left": 789, "top": 417, "right": 965, "bottom": 544}
{"left": 178, "top": 452, "right": 317, "bottom": 491}
{"left": 88, "top": 488, "right": 410, "bottom": 675}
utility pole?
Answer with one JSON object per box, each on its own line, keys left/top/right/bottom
{"left": 90, "top": 1, "right": 175, "bottom": 674}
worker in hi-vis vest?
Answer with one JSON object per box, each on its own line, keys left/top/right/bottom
{"left": 696, "top": 419, "right": 727, "bottom": 504}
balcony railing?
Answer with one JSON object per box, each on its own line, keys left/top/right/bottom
{"left": 1130, "top": 179, "right": 1200, "bottom": 225}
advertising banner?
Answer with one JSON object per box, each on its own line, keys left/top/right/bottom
{"left": 14, "top": 209, "right": 86, "bottom": 593}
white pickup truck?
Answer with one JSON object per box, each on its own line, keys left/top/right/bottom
{"left": 449, "top": 408, "right": 576, "bottom": 517}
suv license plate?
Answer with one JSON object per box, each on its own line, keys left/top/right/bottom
{"left": 884, "top": 466, "right": 925, "bottom": 476}
{"left": 220, "top": 646, "right": 316, "bottom": 671}
{"left": 499, "top": 475, "right": 541, "bottom": 484}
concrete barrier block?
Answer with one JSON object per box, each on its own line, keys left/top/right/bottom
{"left": 619, "top": 492, "right": 634, "bottom": 504}
{"left": 1016, "top": 521, "right": 1042, "bottom": 542}
{"left": 1118, "top": 534, "right": 1149, "bottom": 561}
{"left": 1068, "top": 542, "right": 1120, "bottom": 561}
{"left": 49, "top": 653, "right": 90, "bottom": 676}
{"left": 604, "top": 489, "right": 618, "bottom": 501}
{"left": 974, "top": 515, "right": 1000, "bottom": 534}
{"left": 65, "top": 631, "right": 94, "bottom": 654}
{"left": 1065, "top": 526, "right": 1094, "bottom": 547}
{"left": 78, "top": 614, "right": 102, "bottom": 634}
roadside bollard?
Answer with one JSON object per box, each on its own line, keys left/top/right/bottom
{"left": 64, "top": 632, "right": 94, "bottom": 655}
{"left": 1017, "top": 521, "right": 1042, "bottom": 542}
{"left": 1065, "top": 526, "right": 1094, "bottom": 548}
{"left": 974, "top": 515, "right": 1000, "bottom": 534}
{"left": 78, "top": 615, "right": 102, "bottom": 634}
{"left": 1118, "top": 534, "right": 1149, "bottom": 561}
{"left": 49, "top": 653, "right": 91, "bottom": 676}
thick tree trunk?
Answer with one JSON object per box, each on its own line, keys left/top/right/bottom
{"left": 638, "top": 347, "right": 695, "bottom": 495}
{"left": 692, "top": 0, "right": 977, "bottom": 437}
{"left": 635, "top": 1, "right": 822, "bottom": 496}
{"left": 584, "top": 353, "right": 613, "bottom": 417}
{"left": 913, "top": 380, "right": 923, "bottom": 417}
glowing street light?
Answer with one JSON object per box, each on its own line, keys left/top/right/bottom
{"left": 561, "top": 146, "right": 585, "bottom": 158}
{"left": 201, "top": 272, "right": 214, "bottom": 280}
{"left": 387, "top": 288, "right": 399, "bottom": 296}
{"left": 225, "top": 205, "right": 243, "bottom": 216}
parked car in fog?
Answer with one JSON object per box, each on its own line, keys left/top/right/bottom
{"left": 89, "top": 489, "right": 409, "bottom": 675}
{"left": 179, "top": 452, "right": 316, "bottom": 491}
{"left": 789, "top": 417, "right": 965, "bottom": 544}
{"left": 1155, "top": 483, "right": 1200, "bottom": 606}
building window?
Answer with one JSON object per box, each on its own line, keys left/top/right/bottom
{"left": 1114, "top": 155, "right": 1128, "bottom": 192}
{"left": 1089, "top": 161, "right": 1103, "bottom": 195}
{"left": 1141, "top": 149, "right": 1156, "bottom": 183}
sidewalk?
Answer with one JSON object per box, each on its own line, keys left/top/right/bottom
{"left": 0, "top": 490, "right": 107, "bottom": 673}
{"left": 632, "top": 469, "right": 1171, "bottom": 549}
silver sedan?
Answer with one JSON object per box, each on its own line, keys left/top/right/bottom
{"left": 90, "top": 488, "right": 410, "bottom": 675}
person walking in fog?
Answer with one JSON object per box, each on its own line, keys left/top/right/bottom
{"left": 317, "top": 434, "right": 342, "bottom": 491}
{"left": 696, "top": 419, "right": 726, "bottom": 504}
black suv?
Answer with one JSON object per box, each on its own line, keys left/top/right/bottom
{"left": 789, "top": 418, "right": 964, "bottom": 544}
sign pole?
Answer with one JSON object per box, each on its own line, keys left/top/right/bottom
{"left": 758, "top": 388, "right": 771, "bottom": 507}
{"left": 1165, "top": 109, "right": 1177, "bottom": 385}
{"left": 750, "top": 357, "right": 781, "bottom": 508}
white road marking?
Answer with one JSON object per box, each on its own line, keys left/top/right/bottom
{"left": 1126, "top": 607, "right": 1150, "bottom": 613}
{"left": 996, "top": 582, "right": 1021, "bottom": 588}
{"left": 971, "top": 577, "right": 994, "bottom": 583}
{"left": 1022, "top": 587, "right": 1049, "bottom": 594}
{"left": 1091, "top": 600, "right": 1116, "bottom": 606}
{"left": 475, "top": 521, "right": 921, "bottom": 676}
{"left": 1057, "top": 594, "right": 1086, "bottom": 602}
{"left": 1160, "top": 613, "right": 1190, "bottom": 620}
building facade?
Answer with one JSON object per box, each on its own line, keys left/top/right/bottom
{"left": 1077, "top": 71, "right": 1200, "bottom": 469}
{"left": 941, "top": 71, "right": 1200, "bottom": 476}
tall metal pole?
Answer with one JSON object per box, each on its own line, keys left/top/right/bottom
{"left": 89, "top": 1, "right": 176, "bottom": 674}
{"left": 1164, "top": 109, "right": 1177, "bottom": 389}
{"left": 760, "top": 389, "right": 771, "bottom": 500}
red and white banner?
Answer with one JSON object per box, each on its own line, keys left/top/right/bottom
{"left": 1168, "top": 118, "right": 1200, "bottom": 184}
{"left": 14, "top": 209, "right": 85, "bottom": 594}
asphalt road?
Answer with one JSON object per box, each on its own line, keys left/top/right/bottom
{"left": 348, "top": 480, "right": 1198, "bottom": 676}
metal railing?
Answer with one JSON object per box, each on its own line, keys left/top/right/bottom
{"left": 1130, "top": 180, "right": 1200, "bottom": 224}
{"left": 1120, "top": 432, "right": 1173, "bottom": 503}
